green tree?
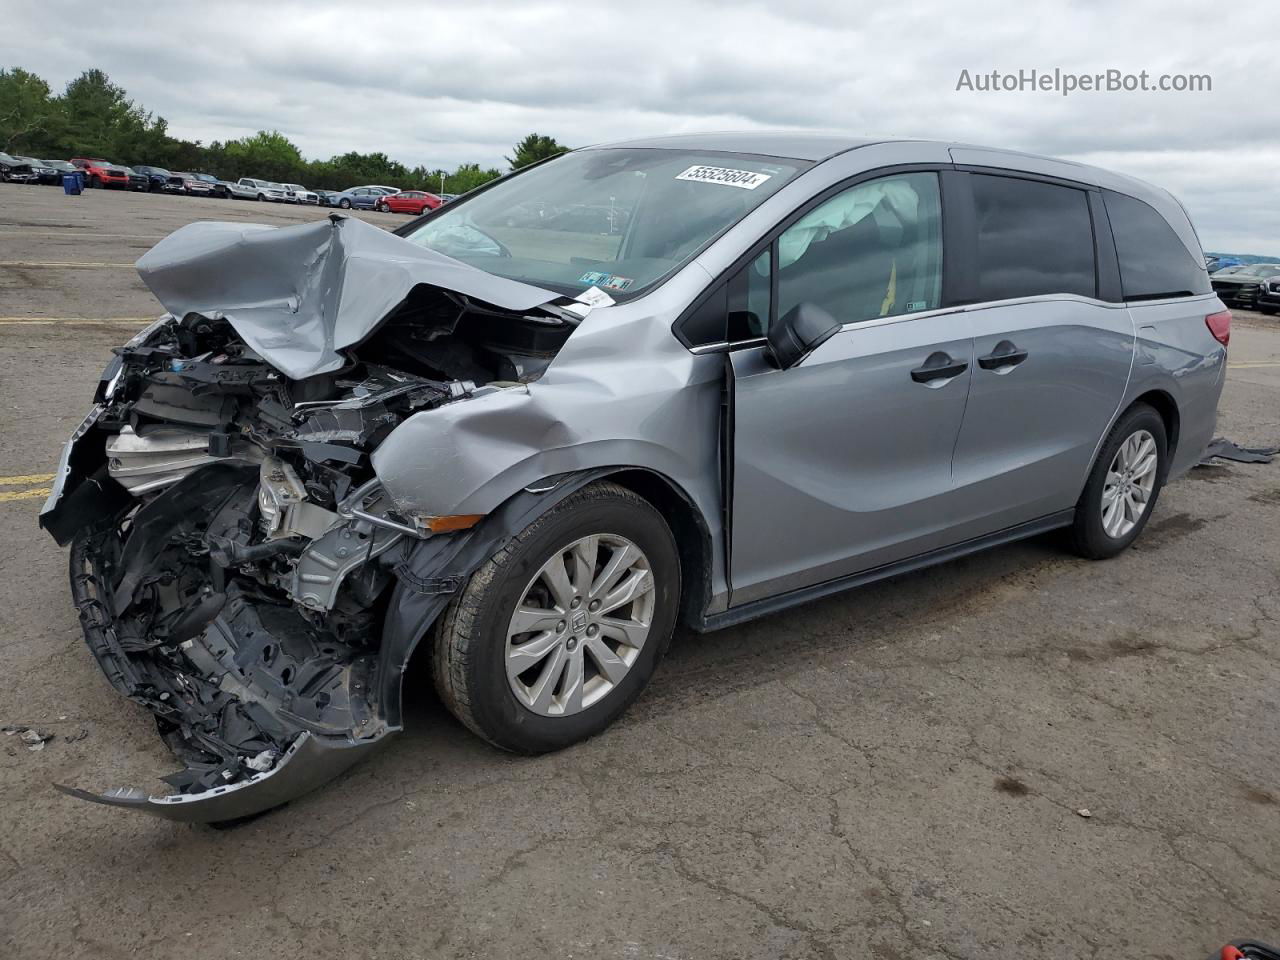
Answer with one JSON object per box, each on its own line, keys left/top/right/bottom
{"left": 444, "top": 162, "right": 502, "bottom": 194}
{"left": 0, "top": 67, "right": 57, "bottom": 154}
{"left": 219, "top": 130, "right": 306, "bottom": 181}
{"left": 58, "top": 69, "right": 137, "bottom": 158}
{"left": 505, "top": 133, "right": 568, "bottom": 171}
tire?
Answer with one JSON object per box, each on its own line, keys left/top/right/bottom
{"left": 433, "top": 480, "right": 680, "bottom": 753}
{"left": 1069, "top": 403, "right": 1168, "bottom": 559}
{"left": 1259, "top": 306, "right": 1276, "bottom": 316}
{"left": 338, "top": 198, "right": 351, "bottom": 209}
{"left": 88, "top": 176, "right": 100, "bottom": 189}
{"left": 377, "top": 202, "right": 388, "bottom": 212}
{"left": 256, "top": 193, "right": 265, "bottom": 202}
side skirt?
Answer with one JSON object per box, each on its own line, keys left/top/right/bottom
{"left": 695, "top": 509, "right": 1075, "bottom": 633}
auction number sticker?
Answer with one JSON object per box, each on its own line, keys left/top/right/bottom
{"left": 675, "top": 165, "right": 772, "bottom": 190}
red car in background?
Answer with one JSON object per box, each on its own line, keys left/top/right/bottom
{"left": 71, "top": 158, "right": 131, "bottom": 189}
{"left": 376, "top": 190, "right": 442, "bottom": 215}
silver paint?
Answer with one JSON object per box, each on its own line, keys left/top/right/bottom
{"left": 134, "top": 214, "right": 561, "bottom": 380}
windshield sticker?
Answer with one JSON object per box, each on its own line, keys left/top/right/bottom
{"left": 675, "top": 165, "right": 772, "bottom": 190}
{"left": 578, "top": 271, "right": 634, "bottom": 291}
{"left": 570, "top": 288, "right": 614, "bottom": 313}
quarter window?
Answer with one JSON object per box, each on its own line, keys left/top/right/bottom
{"left": 728, "top": 250, "right": 772, "bottom": 340}
{"left": 970, "top": 174, "right": 1096, "bottom": 301}
{"left": 776, "top": 172, "right": 943, "bottom": 327}
{"left": 1103, "top": 189, "right": 1211, "bottom": 300}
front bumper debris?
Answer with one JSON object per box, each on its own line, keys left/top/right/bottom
{"left": 55, "top": 731, "right": 388, "bottom": 823}
{"left": 57, "top": 465, "right": 399, "bottom": 821}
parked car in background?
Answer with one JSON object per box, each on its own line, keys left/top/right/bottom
{"left": 130, "top": 165, "right": 172, "bottom": 191}
{"left": 72, "top": 158, "right": 131, "bottom": 189}
{"left": 192, "top": 173, "right": 231, "bottom": 198}
{"left": 235, "top": 177, "right": 288, "bottom": 202}
{"left": 0, "top": 152, "right": 36, "bottom": 182}
{"left": 1205, "top": 255, "right": 1242, "bottom": 272}
{"left": 224, "top": 179, "right": 258, "bottom": 199}
{"left": 1256, "top": 276, "right": 1280, "bottom": 315}
{"left": 41, "top": 159, "right": 83, "bottom": 187}
{"left": 39, "top": 135, "right": 1227, "bottom": 822}
{"left": 165, "top": 172, "right": 213, "bottom": 196}
{"left": 438, "top": 193, "right": 458, "bottom": 203}
{"left": 315, "top": 189, "right": 339, "bottom": 206}
{"left": 283, "top": 183, "right": 319, "bottom": 204}
{"left": 14, "top": 156, "right": 61, "bottom": 184}
{"left": 327, "top": 186, "right": 395, "bottom": 209}
{"left": 119, "top": 168, "right": 150, "bottom": 191}
{"left": 1211, "top": 263, "right": 1280, "bottom": 311}
{"left": 377, "top": 190, "right": 442, "bottom": 215}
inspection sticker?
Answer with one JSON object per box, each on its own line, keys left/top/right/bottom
{"left": 578, "top": 271, "right": 634, "bottom": 291}
{"left": 675, "top": 165, "right": 772, "bottom": 190}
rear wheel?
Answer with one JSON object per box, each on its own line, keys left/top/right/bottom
{"left": 1259, "top": 306, "right": 1277, "bottom": 316}
{"left": 433, "top": 481, "right": 680, "bottom": 753}
{"left": 1069, "top": 403, "right": 1167, "bottom": 559}
{"left": 338, "top": 198, "right": 351, "bottom": 209}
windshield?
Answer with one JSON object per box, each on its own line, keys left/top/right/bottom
{"left": 402, "top": 148, "right": 805, "bottom": 300}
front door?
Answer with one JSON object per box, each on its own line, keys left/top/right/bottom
{"left": 728, "top": 170, "right": 975, "bottom": 605}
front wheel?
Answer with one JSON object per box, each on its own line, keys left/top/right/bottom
{"left": 1070, "top": 403, "right": 1167, "bottom": 559}
{"left": 377, "top": 202, "right": 388, "bottom": 212}
{"left": 338, "top": 198, "right": 351, "bottom": 209}
{"left": 433, "top": 481, "right": 680, "bottom": 753}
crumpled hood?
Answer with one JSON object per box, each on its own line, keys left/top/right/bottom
{"left": 135, "top": 214, "right": 560, "bottom": 379}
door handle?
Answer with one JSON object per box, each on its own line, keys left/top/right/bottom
{"left": 910, "top": 352, "right": 969, "bottom": 384}
{"left": 977, "top": 340, "right": 1029, "bottom": 371}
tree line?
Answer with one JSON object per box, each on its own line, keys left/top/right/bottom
{"left": 0, "top": 67, "right": 569, "bottom": 193}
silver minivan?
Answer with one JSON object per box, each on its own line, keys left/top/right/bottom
{"left": 42, "top": 134, "right": 1228, "bottom": 821}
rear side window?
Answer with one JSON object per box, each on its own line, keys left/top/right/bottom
{"left": 970, "top": 174, "right": 1096, "bottom": 301}
{"left": 1103, "top": 190, "right": 1211, "bottom": 300}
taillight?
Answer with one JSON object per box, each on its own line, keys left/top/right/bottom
{"left": 1205, "top": 309, "right": 1231, "bottom": 346}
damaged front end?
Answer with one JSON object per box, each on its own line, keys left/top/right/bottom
{"left": 40, "top": 217, "right": 585, "bottom": 822}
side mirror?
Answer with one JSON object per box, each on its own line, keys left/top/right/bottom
{"left": 766, "top": 302, "right": 840, "bottom": 369}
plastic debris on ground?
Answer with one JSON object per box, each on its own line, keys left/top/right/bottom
{"left": 1198, "top": 437, "right": 1280, "bottom": 465}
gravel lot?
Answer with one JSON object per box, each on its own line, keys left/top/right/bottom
{"left": 1, "top": 182, "right": 1278, "bottom": 960}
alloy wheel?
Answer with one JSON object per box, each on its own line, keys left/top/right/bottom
{"left": 1101, "top": 429, "right": 1158, "bottom": 538}
{"left": 505, "top": 534, "right": 655, "bottom": 717}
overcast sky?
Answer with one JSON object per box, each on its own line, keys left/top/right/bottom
{"left": 5, "top": 0, "right": 1276, "bottom": 251}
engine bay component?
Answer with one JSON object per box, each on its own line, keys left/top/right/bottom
{"left": 36, "top": 216, "right": 590, "bottom": 820}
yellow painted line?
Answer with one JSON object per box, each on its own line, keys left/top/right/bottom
{"left": 0, "top": 260, "right": 134, "bottom": 268}
{"left": 0, "top": 474, "right": 55, "bottom": 486}
{"left": 0, "top": 487, "right": 50, "bottom": 503}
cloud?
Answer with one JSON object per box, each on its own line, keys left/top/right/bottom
{"left": 3, "top": 0, "right": 1275, "bottom": 250}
